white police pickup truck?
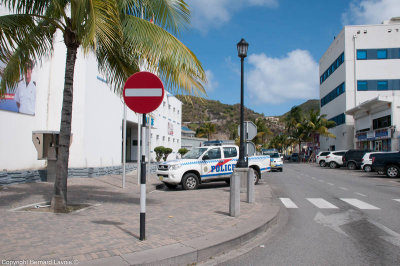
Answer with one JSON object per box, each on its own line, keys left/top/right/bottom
{"left": 156, "top": 145, "right": 271, "bottom": 190}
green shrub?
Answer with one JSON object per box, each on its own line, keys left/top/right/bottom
{"left": 154, "top": 146, "right": 165, "bottom": 162}
{"left": 163, "top": 148, "right": 173, "bottom": 161}
{"left": 178, "top": 148, "right": 189, "bottom": 156}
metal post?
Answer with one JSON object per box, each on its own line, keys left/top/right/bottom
{"left": 122, "top": 104, "right": 127, "bottom": 188}
{"left": 237, "top": 57, "right": 247, "bottom": 168}
{"left": 247, "top": 169, "right": 255, "bottom": 203}
{"left": 140, "top": 113, "right": 147, "bottom": 240}
{"left": 137, "top": 115, "right": 141, "bottom": 184}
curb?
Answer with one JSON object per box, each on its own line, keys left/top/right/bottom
{"left": 83, "top": 184, "right": 280, "bottom": 266}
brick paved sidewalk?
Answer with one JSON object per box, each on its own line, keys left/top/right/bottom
{"left": 0, "top": 171, "right": 279, "bottom": 265}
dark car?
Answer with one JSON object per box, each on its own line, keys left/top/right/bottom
{"left": 342, "top": 149, "right": 370, "bottom": 170}
{"left": 371, "top": 152, "right": 400, "bottom": 178}
{"left": 291, "top": 153, "right": 299, "bottom": 162}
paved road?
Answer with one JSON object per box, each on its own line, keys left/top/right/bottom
{"left": 207, "top": 163, "right": 400, "bottom": 265}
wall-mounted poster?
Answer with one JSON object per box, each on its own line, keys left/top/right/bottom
{"left": 168, "top": 122, "right": 173, "bottom": 136}
{"left": 0, "top": 60, "right": 36, "bottom": 115}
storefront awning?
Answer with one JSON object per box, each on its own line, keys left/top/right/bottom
{"left": 345, "top": 96, "right": 392, "bottom": 116}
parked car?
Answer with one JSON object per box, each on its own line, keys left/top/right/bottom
{"left": 371, "top": 151, "right": 400, "bottom": 178}
{"left": 342, "top": 149, "right": 370, "bottom": 170}
{"left": 316, "top": 151, "right": 331, "bottom": 167}
{"left": 361, "top": 151, "right": 397, "bottom": 172}
{"left": 291, "top": 153, "right": 299, "bottom": 162}
{"left": 269, "top": 152, "right": 283, "bottom": 172}
{"left": 325, "top": 150, "right": 347, "bottom": 168}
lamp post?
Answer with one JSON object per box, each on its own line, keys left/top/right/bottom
{"left": 236, "top": 38, "right": 249, "bottom": 168}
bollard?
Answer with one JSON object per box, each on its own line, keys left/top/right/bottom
{"left": 247, "top": 169, "right": 255, "bottom": 203}
{"left": 229, "top": 171, "right": 241, "bottom": 217}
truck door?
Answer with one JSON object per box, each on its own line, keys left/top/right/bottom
{"left": 201, "top": 147, "right": 222, "bottom": 180}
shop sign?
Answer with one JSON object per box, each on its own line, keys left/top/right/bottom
{"left": 357, "top": 133, "right": 367, "bottom": 140}
{"left": 375, "top": 129, "right": 390, "bottom": 139}
{"left": 367, "top": 131, "right": 375, "bottom": 140}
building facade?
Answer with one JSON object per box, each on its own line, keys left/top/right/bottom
{"left": 319, "top": 17, "right": 400, "bottom": 151}
{"left": 0, "top": 30, "right": 182, "bottom": 181}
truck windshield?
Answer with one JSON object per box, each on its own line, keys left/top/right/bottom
{"left": 182, "top": 148, "right": 208, "bottom": 159}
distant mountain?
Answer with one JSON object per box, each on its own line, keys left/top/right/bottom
{"left": 280, "top": 99, "right": 320, "bottom": 118}
{"left": 176, "top": 96, "right": 320, "bottom": 140}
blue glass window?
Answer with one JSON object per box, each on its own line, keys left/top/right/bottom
{"left": 357, "top": 50, "right": 367, "bottom": 60}
{"left": 377, "top": 49, "right": 387, "bottom": 59}
{"left": 377, "top": 80, "right": 388, "bottom": 90}
{"left": 357, "top": 81, "right": 368, "bottom": 91}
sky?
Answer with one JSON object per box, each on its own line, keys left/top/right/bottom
{"left": 176, "top": 0, "right": 400, "bottom": 116}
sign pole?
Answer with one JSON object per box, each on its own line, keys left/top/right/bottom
{"left": 140, "top": 113, "right": 147, "bottom": 240}
{"left": 122, "top": 104, "right": 127, "bottom": 188}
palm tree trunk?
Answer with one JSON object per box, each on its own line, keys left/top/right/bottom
{"left": 51, "top": 44, "right": 78, "bottom": 212}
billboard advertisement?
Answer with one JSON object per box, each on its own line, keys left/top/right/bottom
{"left": 0, "top": 60, "right": 36, "bottom": 115}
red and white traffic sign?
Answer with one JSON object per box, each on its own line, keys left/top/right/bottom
{"left": 123, "top": 72, "right": 165, "bottom": 114}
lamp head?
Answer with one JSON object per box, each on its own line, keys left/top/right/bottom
{"left": 237, "top": 38, "right": 249, "bottom": 58}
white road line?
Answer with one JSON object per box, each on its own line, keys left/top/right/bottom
{"left": 279, "top": 198, "right": 298, "bottom": 208}
{"left": 355, "top": 192, "right": 367, "bottom": 197}
{"left": 394, "top": 199, "right": 400, "bottom": 203}
{"left": 327, "top": 183, "right": 334, "bottom": 186}
{"left": 340, "top": 198, "right": 380, "bottom": 210}
{"left": 307, "top": 198, "right": 338, "bottom": 209}
{"left": 339, "top": 187, "right": 349, "bottom": 191}
{"left": 319, "top": 180, "right": 325, "bottom": 183}
{"left": 311, "top": 177, "right": 316, "bottom": 180}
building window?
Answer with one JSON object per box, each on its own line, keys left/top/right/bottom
{"left": 162, "top": 136, "right": 165, "bottom": 141}
{"left": 357, "top": 50, "right": 367, "bottom": 60}
{"left": 329, "top": 113, "right": 346, "bottom": 127}
{"left": 320, "top": 52, "right": 345, "bottom": 84}
{"left": 320, "top": 82, "right": 345, "bottom": 107}
{"left": 373, "top": 115, "right": 391, "bottom": 130}
{"left": 156, "top": 135, "right": 159, "bottom": 140}
{"left": 377, "top": 80, "right": 388, "bottom": 90}
{"left": 377, "top": 49, "right": 387, "bottom": 59}
{"left": 357, "top": 81, "right": 368, "bottom": 91}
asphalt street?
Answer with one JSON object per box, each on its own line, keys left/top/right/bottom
{"left": 208, "top": 163, "right": 400, "bottom": 266}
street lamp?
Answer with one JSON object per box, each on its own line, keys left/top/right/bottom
{"left": 236, "top": 38, "right": 249, "bottom": 168}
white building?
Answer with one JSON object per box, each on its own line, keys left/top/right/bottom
{"left": 0, "top": 31, "right": 182, "bottom": 183}
{"left": 319, "top": 17, "right": 400, "bottom": 151}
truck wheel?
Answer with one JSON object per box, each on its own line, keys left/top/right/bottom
{"left": 386, "top": 165, "right": 400, "bottom": 178}
{"left": 329, "top": 162, "right": 337, "bottom": 169}
{"left": 253, "top": 168, "right": 260, "bottom": 185}
{"left": 164, "top": 183, "right": 177, "bottom": 189}
{"left": 319, "top": 161, "right": 326, "bottom": 167}
{"left": 363, "top": 165, "right": 372, "bottom": 172}
{"left": 347, "top": 162, "right": 356, "bottom": 170}
{"left": 182, "top": 173, "right": 199, "bottom": 190}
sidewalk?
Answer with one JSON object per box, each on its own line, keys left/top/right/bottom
{"left": 0, "top": 171, "right": 280, "bottom": 266}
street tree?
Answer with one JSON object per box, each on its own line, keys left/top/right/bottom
{"left": 0, "top": 0, "right": 206, "bottom": 212}
{"left": 197, "top": 122, "right": 216, "bottom": 140}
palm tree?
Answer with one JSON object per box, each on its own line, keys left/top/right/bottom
{"left": 0, "top": 0, "right": 206, "bottom": 212}
{"left": 304, "top": 109, "right": 336, "bottom": 160}
{"left": 197, "top": 122, "right": 216, "bottom": 140}
{"left": 254, "top": 118, "right": 272, "bottom": 146}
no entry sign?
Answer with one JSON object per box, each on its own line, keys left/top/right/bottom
{"left": 123, "top": 72, "right": 165, "bottom": 114}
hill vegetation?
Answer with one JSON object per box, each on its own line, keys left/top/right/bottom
{"left": 176, "top": 95, "right": 320, "bottom": 140}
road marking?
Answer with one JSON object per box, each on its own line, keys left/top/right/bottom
{"left": 355, "top": 192, "right": 367, "bottom": 197}
{"left": 368, "top": 219, "right": 400, "bottom": 248}
{"left": 394, "top": 199, "right": 400, "bottom": 203}
{"left": 339, "top": 187, "right": 348, "bottom": 191}
{"left": 307, "top": 198, "right": 338, "bottom": 209}
{"left": 314, "top": 210, "right": 362, "bottom": 237}
{"left": 311, "top": 177, "right": 316, "bottom": 180}
{"left": 279, "top": 198, "right": 298, "bottom": 208}
{"left": 327, "top": 183, "right": 334, "bottom": 186}
{"left": 340, "top": 198, "right": 380, "bottom": 210}
{"left": 318, "top": 180, "right": 325, "bottom": 183}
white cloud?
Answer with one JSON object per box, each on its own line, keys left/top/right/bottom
{"left": 342, "top": 0, "right": 400, "bottom": 25}
{"left": 186, "top": 0, "right": 278, "bottom": 33}
{"left": 246, "top": 50, "right": 319, "bottom": 104}
{"left": 204, "top": 69, "right": 218, "bottom": 92}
